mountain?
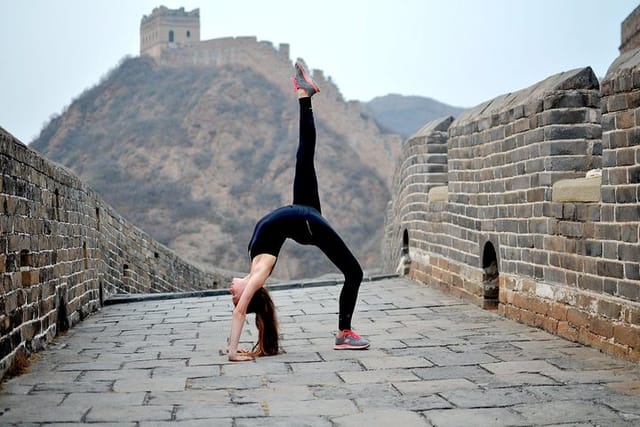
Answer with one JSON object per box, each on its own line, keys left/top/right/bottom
{"left": 31, "top": 49, "right": 401, "bottom": 280}
{"left": 362, "top": 94, "right": 467, "bottom": 139}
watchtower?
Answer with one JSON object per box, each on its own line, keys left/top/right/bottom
{"left": 140, "top": 6, "right": 200, "bottom": 57}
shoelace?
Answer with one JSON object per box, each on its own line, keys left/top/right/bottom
{"left": 291, "top": 77, "right": 302, "bottom": 92}
{"left": 343, "top": 330, "right": 362, "bottom": 340}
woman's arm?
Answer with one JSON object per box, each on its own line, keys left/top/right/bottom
{"left": 227, "top": 254, "right": 276, "bottom": 361}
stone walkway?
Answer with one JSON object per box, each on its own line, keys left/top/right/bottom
{"left": 0, "top": 277, "right": 639, "bottom": 426}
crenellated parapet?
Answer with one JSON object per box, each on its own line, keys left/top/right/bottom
{"left": 384, "top": 57, "right": 639, "bottom": 359}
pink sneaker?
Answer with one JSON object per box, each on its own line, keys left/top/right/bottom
{"left": 291, "top": 59, "right": 320, "bottom": 96}
{"left": 334, "top": 329, "right": 370, "bottom": 350}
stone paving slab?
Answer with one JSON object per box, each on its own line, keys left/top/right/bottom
{"left": 1, "top": 277, "right": 639, "bottom": 426}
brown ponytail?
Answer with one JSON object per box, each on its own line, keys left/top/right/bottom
{"left": 246, "top": 287, "right": 279, "bottom": 357}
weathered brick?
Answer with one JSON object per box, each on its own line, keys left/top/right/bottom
{"left": 542, "top": 316, "right": 559, "bottom": 333}
{"left": 497, "top": 304, "right": 507, "bottom": 316}
{"left": 608, "top": 93, "right": 629, "bottom": 112}
{"left": 589, "top": 316, "right": 614, "bottom": 338}
{"left": 582, "top": 240, "right": 603, "bottom": 257}
{"left": 603, "top": 241, "right": 618, "bottom": 259}
{"left": 620, "top": 224, "right": 638, "bottom": 243}
{"left": 544, "top": 92, "right": 591, "bottom": 109}
{"left": 615, "top": 110, "right": 635, "bottom": 129}
{"left": 608, "top": 169, "right": 629, "bottom": 185}
{"left": 543, "top": 236, "right": 565, "bottom": 252}
{"left": 623, "top": 306, "right": 640, "bottom": 325}
{"left": 618, "top": 243, "right": 640, "bottom": 262}
{"left": 558, "top": 222, "right": 583, "bottom": 238}
{"left": 544, "top": 267, "right": 566, "bottom": 284}
{"left": 603, "top": 279, "right": 618, "bottom": 296}
{"left": 520, "top": 308, "right": 537, "bottom": 325}
{"left": 520, "top": 278, "right": 537, "bottom": 293}
{"left": 504, "top": 304, "right": 522, "bottom": 322}
{"left": 607, "top": 129, "right": 629, "bottom": 149}
{"left": 549, "top": 302, "right": 569, "bottom": 321}
{"left": 575, "top": 204, "right": 601, "bottom": 222}
{"left": 543, "top": 124, "right": 600, "bottom": 141}
{"left": 499, "top": 288, "right": 514, "bottom": 304}
{"left": 597, "top": 260, "right": 625, "bottom": 278}
{"left": 567, "top": 308, "right": 591, "bottom": 328}
{"left": 616, "top": 186, "right": 638, "bottom": 203}
{"left": 600, "top": 338, "right": 632, "bottom": 359}
{"left": 578, "top": 328, "right": 601, "bottom": 348}
{"left": 618, "top": 281, "right": 640, "bottom": 301}
{"left": 579, "top": 328, "right": 630, "bottom": 358}
{"left": 613, "top": 323, "right": 640, "bottom": 349}
{"left": 598, "top": 300, "right": 622, "bottom": 320}
{"left": 511, "top": 291, "right": 529, "bottom": 308}
{"left": 600, "top": 204, "right": 615, "bottom": 221}
{"left": 557, "top": 321, "right": 579, "bottom": 341}
{"left": 501, "top": 275, "right": 517, "bottom": 291}
{"left": 578, "top": 275, "right": 604, "bottom": 293}
{"left": 529, "top": 297, "right": 551, "bottom": 316}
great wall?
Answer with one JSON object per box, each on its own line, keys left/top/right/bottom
{"left": 1, "top": 5, "right": 639, "bottom": 378}
{"left": 383, "top": 6, "right": 640, "bottom": 361}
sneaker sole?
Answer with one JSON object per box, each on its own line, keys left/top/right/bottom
{"left": 334, "top": 343, "right": 370, "bottom": 350}
{"left": 296, "top": 63, "right": 320, "bottom": 93}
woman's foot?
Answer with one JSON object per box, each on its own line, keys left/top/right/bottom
{"left": 228, "top": 352, "right": 254, "bottom": 362}
{"left": 292, "top": 59, "right": 320, "bottom": 97}
{"left": 334, "top": 329, "right": 370, "bottom": 350}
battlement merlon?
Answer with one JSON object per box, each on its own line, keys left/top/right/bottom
{"left": 141, "top": 6, "right": 200, "bottom": 25}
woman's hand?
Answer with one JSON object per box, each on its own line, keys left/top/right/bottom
{"left": 227, "top": 257, "right": 275, "bottom": 364}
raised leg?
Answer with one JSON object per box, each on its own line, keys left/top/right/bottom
{"left": 292, "top": 97, "right": 321, "bottom": 213}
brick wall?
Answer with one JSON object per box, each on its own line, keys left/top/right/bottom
{"left": 1, "top": 129, "right": 231, "bottom": 377}
{"left": 383, "top": 117, "right": 453, "bottom": 291}
{"left": 384, "top": 63, "right": 640, "bottom": 360}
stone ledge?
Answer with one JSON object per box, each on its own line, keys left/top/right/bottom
{"left": 103, "top": 273, "right": 399, "bottom": 305}
{"left": 552, "top": 176, "right": 601, "bottom": 202}
{"left": 428, "top": 185, "right": 448, "bottom": 202}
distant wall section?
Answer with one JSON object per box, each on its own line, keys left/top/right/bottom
{"left": 140, "top": 6, "right": 200, "bottom": 57}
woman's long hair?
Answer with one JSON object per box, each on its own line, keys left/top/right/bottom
{"left": 246, "top": 287, "right": 279, "bottom": 357}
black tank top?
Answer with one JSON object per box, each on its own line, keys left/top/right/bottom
{"left": 248, "top": 205, "right": 324, "bottom": 259}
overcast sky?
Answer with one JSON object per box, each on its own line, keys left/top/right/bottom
{"left": 1, "top": 0, "right": 637, "bottom": 143}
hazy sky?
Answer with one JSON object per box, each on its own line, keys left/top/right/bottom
{"left": 1, "top": 0, "right": 637, "bottom": 143}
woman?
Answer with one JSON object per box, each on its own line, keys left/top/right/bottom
{"left": 226, "top": 60, "right": 370, "bottom": 362}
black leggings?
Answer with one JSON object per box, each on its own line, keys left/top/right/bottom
{"left": 294, "top": 97, "right": 363, "bottom": 331}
